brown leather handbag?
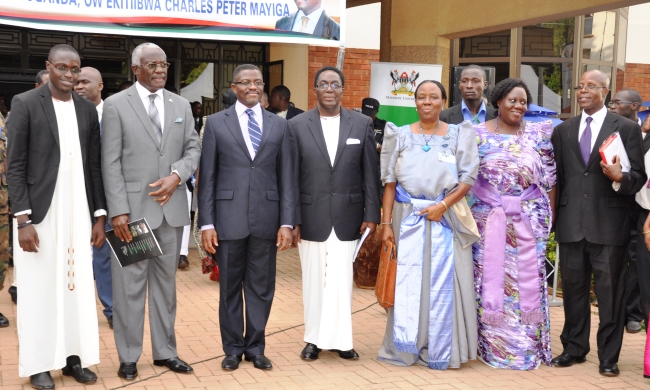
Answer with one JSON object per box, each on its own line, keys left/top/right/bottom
{"left": 375, "top": 241, "right": 397, "bottom": 309}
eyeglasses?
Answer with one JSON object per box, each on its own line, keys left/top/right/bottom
{"left": 315, "top": 82, "right": 343, "bottom": 90}
{"left": 233, "top": 80, "right": 264, "bottom": 87}
{"left": 138, "top": 62, "right": 171, "bottom": 70}
{"left": 47, "top": 61, "right": 81, "bottom": 74}
{"left": 608, "top": 100, "right": 633, "bottom": 107}
{"left": 573, "top": 84, "right": 607, "bottom": 91}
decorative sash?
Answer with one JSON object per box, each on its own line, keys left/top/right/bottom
{"left": 393, "top": 184, "right": 454, "bottom": 370}
{"left": 471, "top": 175, "right": 543, "bottom": 326}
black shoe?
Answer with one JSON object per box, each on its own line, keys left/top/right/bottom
{"left": 61, "top": 363, "right": 97, "bottom": 384}
{"left": 301, "top": 343, "right": 321, "bottom": 360}
{"left": 551, "top": 352, "right": 587, "bottom": 367}
{"left": 108, "top": 316, "right": 113, "bottom": 330}
{"left": 221, "top": 355, "right": 242, "bottom": 370}
{"left": 178, "top": 255, "right": 189, "bottom": 269}
{"left": 153, "top": 357, "right": 193, "bottom": 373}
{"left": 599, "top": 360, "right": 619, "bottom": 377}
{"left": 245, "top": 355, "right": 272, "bottom": 370}
{"left": 30, "top": 372, "right": 54, "bottom": 389}
{"left": 330, "top": 349, "right": 359, "bottom": 360}
{"left": 117, "top": 363, "right": 138, "bottom": 380}
{"left": 8, "top": 285, "right": 16, "bottom": 304}
{"left": 626, "top": 320, "right": 642, "bottom": 333}
{"left": 0, "top": 313, "right": 8, "bottom": 327}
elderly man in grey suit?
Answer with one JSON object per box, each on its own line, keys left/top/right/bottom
{"left": 102, "top": 42, "right": 201, "bottom": 380}
{"left": 198, "top": 64, "right": 294, "bottom": 371}
{"left": 290, "top": 66, "right": 381, "bottom": 361}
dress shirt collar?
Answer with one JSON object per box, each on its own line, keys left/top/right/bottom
{"left": 580, "top": 105, "right": 608, "bottom": 128}
{"left": 461, "top": 100, "right": 487, "bottom": 123}
{"left": 235, "top": 100, "right": 262, "bottom": 121}
{"left": 96, "top": 99, "right": 104, "bottom": 120}
{"left": 296, "top": 6, "right": 324, "bottom": 21}
{"left": 135, "top": 81, "right": 164, "bottom": 101}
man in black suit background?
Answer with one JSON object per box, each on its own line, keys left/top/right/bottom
{"left": 198, "top": 64, "right": 294, "bottom": 371}
{"left": 191, "top": 101, "right": 203, "bottom": 133}
{"left": 440, "top": 65, "right": 497, "bottom": 125}
{"left": 551, "top": 70, "right": 646, "bottom": 377}
{"left": 275, "top": 0, "right": 340, "bottom": 40}
{"left": 267, "top": 85, "right": 304, "bottom": 120}
{"left": 289, "top": 66, "right": 381, "bottom": 361}
{"left": 7, "top": 44, "right": 106, "bottom": 389}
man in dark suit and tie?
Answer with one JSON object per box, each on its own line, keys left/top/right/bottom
{"left": 102, "top": 42, "right": 201, "bottom": 380}
{"left": 275, "top": 0, "right": 340, "bottom": 40}
{"left": 267, "top": 85, "right": 304, "bottom": 120}
{"left": 551, "top": 70, "right": 646, "bottom": 377}
{"left": 198, "top": 64, "right": 295, "bottom": 371}
{"left": 440, "top": 65, "right": 497, "bottom": 125}
{"left": 191, "top": 101, "right": 203, "bottom": 133}
{"left": 289, "top": 66, "right": 381, "bottom": 361}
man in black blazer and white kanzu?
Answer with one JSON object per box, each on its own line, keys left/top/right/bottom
{"left": 551, "top": 70, "right": 646, "bottom": 377}
{"left": 439, "top": 65, "right": 497, "bottom": 125}
{"left": 289, "top": 66, "right": 381, "bottom": 361}
{"left": 198, "top": 64, "right": 294, "bottom": 371}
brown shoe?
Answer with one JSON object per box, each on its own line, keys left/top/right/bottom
{"left": 178, "top": 255, "right": 189, "bottom": 269}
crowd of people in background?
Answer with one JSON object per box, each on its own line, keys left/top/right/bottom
{"left": 1, "top": 41, "right": 650, "bottom": 390}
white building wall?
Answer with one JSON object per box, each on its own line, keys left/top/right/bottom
{"left": 627, "top": 3, "right": 650, "bottom": 64}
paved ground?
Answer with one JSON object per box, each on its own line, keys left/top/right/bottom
{"left": 0, "top": 248, "right": 649, "bottom": 389}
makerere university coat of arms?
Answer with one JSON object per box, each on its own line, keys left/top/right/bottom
{"left": 390, "top": 69, "right": 419, "bottom": 96}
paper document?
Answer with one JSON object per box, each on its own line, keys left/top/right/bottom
{"left": 353, "top": 227, "right": 371, "bottom": 263}
{"left": 599, "top": 131, "right": 630, "bottom": 172}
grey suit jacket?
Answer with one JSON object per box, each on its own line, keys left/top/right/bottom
{"left": 439, "top": 103, "right": 497, "bottom": 125}
{"left": 102, "top": 85, "right": 201, "bottom": 229}
{"left": 275, "top": 11, "right": 340, "bottom": 40}
{"left": 197, "top": 105, "right": 295, "bottom": 241}
{"left": 289, "top": 107, "right": 381, "bottom": 242}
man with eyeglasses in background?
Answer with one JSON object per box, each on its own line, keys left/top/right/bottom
{"left": 551, "top": 70, "right": 646, "bottom": 377}
{"left": 288, "top": 66, "right": 380, "bottom": 362}
{"left": 102, "top": 42, "right": 200, "bottom": 380}
{"left": 608, "top": 89, "right": 646, "bottom": 335}
{"left": 198, "top": 64, "right": 294, "bottom": 371}
{"left": 440, "top": 64, "right": 497, "bottom": 125}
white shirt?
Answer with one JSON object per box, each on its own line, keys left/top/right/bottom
{"left": 578, "top": 105, "right": 608, "bottom": 152}
{"left": 321, "top": 114, "right": 341, "bottom": 165}
{"left": 636, "top": 133, "right": 650, "bottom": 209}
{"left": 292, "top": 7, "right": 324, "bottom": 34}
{"left": 135, "top": 81, "right": 165, "bottom": 133}
{"left": 235, "top": 100, "right": 263, "bottom": 160}
{"left": 96, "top": 99, "right": 104, "bottom": 123}
{"left": 277, "top": 110, "right": 288, "bottom": 119}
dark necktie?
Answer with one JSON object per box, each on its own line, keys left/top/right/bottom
{"left": 246, "top": 109, "right": 262, "bottom": 153}
{"left": 579, "top": 116, "right": 593, "bottom": 164}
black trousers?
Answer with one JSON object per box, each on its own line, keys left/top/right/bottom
{"left": 626, "top": 203, "right": 644, "bottom": 323}
{"left": 636, "top": 209, "right": 650, "bottom": 323}
{"left": 216, "top": 235, "right": 277, "bottom": 357}
{"left": 559, "top": 239, "right": 626, "bottom": 362}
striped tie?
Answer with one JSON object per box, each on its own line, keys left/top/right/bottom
{"left": 246, "top": 109, "right": 262, "bottom": 153}
{"left": 148, "top": 94, "right": 162, "bottom": 144}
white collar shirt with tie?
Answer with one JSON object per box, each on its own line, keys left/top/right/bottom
{"left": 135, "top": 81, "right": 165, "bottom": 133}
{"left": 235, "top": 100, "right": 263, "bottom": 159}
{"left": 578, "top": 104, "right": 608, "bottom": 151}
{"left": 292, "top": 7, "right": 324, "bottom": 34}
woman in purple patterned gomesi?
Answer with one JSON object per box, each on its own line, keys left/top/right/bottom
{"left": 468, "top": 78, "right": 557, "bottom": 370}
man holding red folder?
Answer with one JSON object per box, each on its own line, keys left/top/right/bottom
{"left": 551, "top": 70, "right": 646, "bottom": 376}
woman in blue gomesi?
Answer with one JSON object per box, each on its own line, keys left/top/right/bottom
{"left": 377, "top": 80, "right": 480, "bottom": 369}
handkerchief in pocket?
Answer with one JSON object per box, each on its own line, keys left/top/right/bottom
{"left": 174, "top": 118, "right": 184, "bottom": 123}
{"left": 346, "top": 138, "right": 360, "bottom": 145}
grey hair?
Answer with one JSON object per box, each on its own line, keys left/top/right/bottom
{"left": 132, "top": 42, "right": 164, "bottom": 66}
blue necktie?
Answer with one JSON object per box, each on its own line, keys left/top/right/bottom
{"left": 579, "top": 117, "right": 593, "bottom": 164}
{"left": 246, "top": 109, "right": 262, "bottom": 153}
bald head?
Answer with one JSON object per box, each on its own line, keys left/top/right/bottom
{"left": 584, "top": 69, "right": 610, "bottom": 88}
{"left": 75, "top": 66, "right": 104, "bottom": 106}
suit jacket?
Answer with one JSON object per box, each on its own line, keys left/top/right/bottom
{"left": 289, "top": 107, "right": 381, "bottom": 242}
{"left": 267, "top": 106, "right": 305, "bottom": 120}
{"left": 275, "top": 10, "right": 340, "bottom": 40}
{"left": 197, "top": 105, "right": 295, "bottom": 241}
{"left": 194, "top": 116, "right": 203, "bottom": 133}
{"left": 102, "top": 85, "right": 201, "bottom": 230}
{"left": 552, "top": 111, "right": 646, "bottom": 246}
{"left": 7, "top": 84, "right": 106, "bottom": 224}
{"left": 439, "top": 103, "right": 497, "bottom": 125}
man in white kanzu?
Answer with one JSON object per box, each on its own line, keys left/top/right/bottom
{"left": 289, "top": 66, "right": 380, "bottom": 361}
{"left": 7, "top": 44, "right": 107, "bottom": 390}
